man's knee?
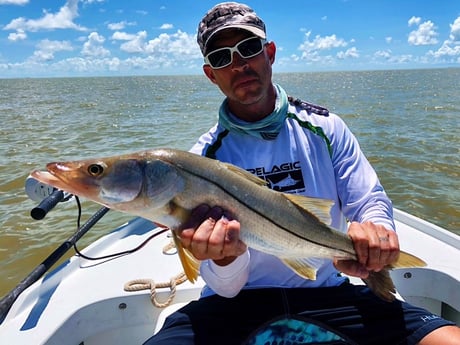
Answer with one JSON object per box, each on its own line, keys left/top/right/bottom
{"left": 143, "top": 311, "right": 194, "bottom": 345}
{"left": 417, "top": 325, "right": 460, "bottom": 345}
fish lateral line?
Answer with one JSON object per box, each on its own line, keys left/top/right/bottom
{"left": 174, "top": 161, "right": 347, "bottom": 254}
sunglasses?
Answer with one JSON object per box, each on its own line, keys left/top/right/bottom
{"left": 204, "top": 37, "right": 267, "bottom": 69}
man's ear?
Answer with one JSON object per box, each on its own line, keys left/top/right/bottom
{"left": 266, "top": 41, "right": 276, "bottom": 65}
{"left": 203, "top": 65, "right": 218, "bottom": 84}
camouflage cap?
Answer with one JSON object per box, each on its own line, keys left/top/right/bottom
{"left": 197, "top": 2, "right": 266, "bottom": 54}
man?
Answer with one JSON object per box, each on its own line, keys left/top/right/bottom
{"left": 144, "top": 2, "right": 459, "bottom": 344}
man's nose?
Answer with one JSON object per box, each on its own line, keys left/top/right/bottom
{"left": 231, "top": 51, "right": 249, "bottom": 70}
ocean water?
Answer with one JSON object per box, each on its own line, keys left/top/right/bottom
{"left": 0, "top": 69, "right": 459, "bottom": 298}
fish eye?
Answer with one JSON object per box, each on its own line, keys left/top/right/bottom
{"left": 88, "top": 163, "right": 104, "bottom": 176}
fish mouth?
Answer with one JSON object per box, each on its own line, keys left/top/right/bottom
{"left": 31, "top": 163, "right": 98, "bottom": 197}
{"left": 32, "top": 170, "right": 65, "bottom": 187}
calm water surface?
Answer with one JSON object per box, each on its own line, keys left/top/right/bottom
{"left": 0, "top": 69, "right": 459, "bottom": 298}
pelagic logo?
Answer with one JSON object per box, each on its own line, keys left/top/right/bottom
{"left": 247, "top": 161, "right": 305, "bottom": 193}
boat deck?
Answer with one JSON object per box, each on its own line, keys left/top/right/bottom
{"left": 0, "top": 209, "right": 459, "bottom": 344}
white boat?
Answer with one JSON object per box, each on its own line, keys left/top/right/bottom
{"left": 0, "top": 206, "right": 459, "bottom": 344}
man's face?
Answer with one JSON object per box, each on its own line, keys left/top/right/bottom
{"left": 203, "top": 30, "right": 276, "bottom": 117}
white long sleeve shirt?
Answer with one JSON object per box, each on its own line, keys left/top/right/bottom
{"left": 190, "top": 92, "right": 394, "bottom": 298}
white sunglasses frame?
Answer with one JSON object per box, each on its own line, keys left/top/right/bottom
{"left": 204, "top": 37, "right": 268, "bottom": 69}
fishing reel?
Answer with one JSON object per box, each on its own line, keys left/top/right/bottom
{"left": 25, "top": 176, "right": 72, "bottom": 220}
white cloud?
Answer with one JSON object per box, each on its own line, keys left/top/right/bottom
{"left": 385, "top": 36, "right": 392, "bottom": 44}
{"left": 108, "top": 22, "right": 126, "bottom": 31}
{"left": 427, "top": 16, "right": 460, "bottom": 62}
{"left": 0, "top": 26, "right": 203, "bottom": 77}
{"left": 32, "top": 50, "right": 56, "bottom": 62}
{"left": 17, "top": 50, "right": 200, "bottom": 76}
{"left": 298, "top": 31, "right": 348, "bottom": 61}
{"left": 110, "top": 30, "right": 200, "bottom": 59}
{"left": 429, "top": 41, "right": 460, "bottom": 58}
{"left": 144, "top": 31, "right": 200, "bottom": 58}
{"left": 393, "top": 54, "right": 413, "bottom": 64}
{"left": 160, "top": 23, "right": 173, "bottom": 30}
{"left": 32, "top": 39, "right": 73, "bottom": 61}
{"left": 337, "top": 47, "right": 359, "bottom": 59}
{"left": 36, "top": 39, "right": 72, "bottom": 51}
{"left": 3, "top": 0, "right": 85, "bottom": 32}
{"left": 408, "top": 20, "right": 438, "bottom": 45}
{"left": 8, "top": 29, "right": 27, "bottom": 41}
{"left": 120, "top": 31, "right": 148, "bottom": 53}
{"left": 0, "top": 0, "right": 28, "bottom": 4}
{"left": 111, "top": 31, "right": 138, "bottom": 41}
{"left": 299, "top": 31, "right": 347, "bottom": 52}
{"left": 374, "top": 49, "right": 392, "bottom": 59}
{"left": 449, "top": 16, "right": 460, "bottom": 42}
{"left": 373, "top": 49, "right": 415, "bottom": 65}
{"left": 107, "top": 21, "right": 136, "bottom": 31}
{"left": 55, "top": 56, "right": 122, "bottom": 73}
{"left": 408, "top": 16, "right": 421, "bottom": 27}
{"left": 81, "top": 32, "right": 110, "bottom": 57}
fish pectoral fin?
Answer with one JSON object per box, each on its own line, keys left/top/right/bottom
{"left": 172, "top": 231, "right": 200, "bottom": 283}
{"left": 223, "top": 163, "right": 268, "bottom": 186}
{"left": 283, "top": 194, "right": 334, "bottom": 225}
{"left": 281, "top": 258, "right": 318, "bottom": 280}
{"left": 391, "top": 251, "right": 426, "bottom": 268}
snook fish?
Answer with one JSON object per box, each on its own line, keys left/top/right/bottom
{"left": 32, "top": 148, "right": 426, "bottom": 301}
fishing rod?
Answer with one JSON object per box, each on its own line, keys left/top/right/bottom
{"left": 0, "top": 178, "right": 110, "bottom": 324}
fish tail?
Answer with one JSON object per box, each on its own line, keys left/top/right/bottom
{"left": 391, "top": 251, "right": 426, "bottom": 268}
{"left": 362, "top": 250, "right": 426, "bottom": 302}
{"left": 363, "top": 269, "right": 397, "bottom": 302}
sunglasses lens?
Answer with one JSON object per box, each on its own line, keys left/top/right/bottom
{"left": 207, "top": 50, "right": 231, "bottom": 69}
{"left": 238, "top": 38, "right": 263, "bottom": 58}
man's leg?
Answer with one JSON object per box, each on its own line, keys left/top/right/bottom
{"left": 143, "top": 311, "right": 195, "bottom": 345}
{"left": 418, "top": 325, "right": 460, "bottom": 345}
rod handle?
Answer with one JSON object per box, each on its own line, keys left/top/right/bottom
{"left": 30, "top": 189, "right": 65, "bottom": 220}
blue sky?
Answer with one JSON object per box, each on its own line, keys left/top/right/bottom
{"left": 0, "top": 0, "right": 459, "bottom": 78}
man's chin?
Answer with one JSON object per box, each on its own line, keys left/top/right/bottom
{"left": 233, "top": 85, "right": 264, "bottom": 104}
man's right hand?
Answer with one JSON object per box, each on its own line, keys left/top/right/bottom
{"left": 178, "top": 205, "right": 247, "bottom": 266}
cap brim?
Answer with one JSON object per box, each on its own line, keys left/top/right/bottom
{"left": 205, "top": 25, "right": 266, "bottom": 52}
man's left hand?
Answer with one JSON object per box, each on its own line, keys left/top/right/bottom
{"left": 334, "top": 221, "right": 400, "bottom": 278}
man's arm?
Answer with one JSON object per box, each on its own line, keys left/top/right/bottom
{"left": 328, "top": 114, "right": 399, "bottom": 276}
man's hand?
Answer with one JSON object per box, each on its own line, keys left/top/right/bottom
{"left": 334, "top": 221, "right": 400, "bottom": 278}
{"left": 178, "top": 205, "right": 247, "bottom": 266}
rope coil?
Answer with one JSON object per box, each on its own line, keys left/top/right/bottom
{"left": 123, "top": 237, "right": 189, "bottom": 308}
{"left": 124, "top": 272, "right": 187, "bottom": 308}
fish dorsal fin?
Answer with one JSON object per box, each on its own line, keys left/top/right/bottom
{"left": 281, "top": 258, "right": 319, "bottom": 280}
{"left": 171, "top": 231, "right": 200, "bottom": 283}
{"left": 283, "top": 194, "right": 334, "bottom": 225}
{"left": 222, "top": 163, "right": 268, "bottom": 186}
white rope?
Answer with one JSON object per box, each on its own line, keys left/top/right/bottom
{"left": 124, "top": 272, "right": 187, "bottom": 308}
{"left": 123, "top": 239, "right": 187, "bottom": 308}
